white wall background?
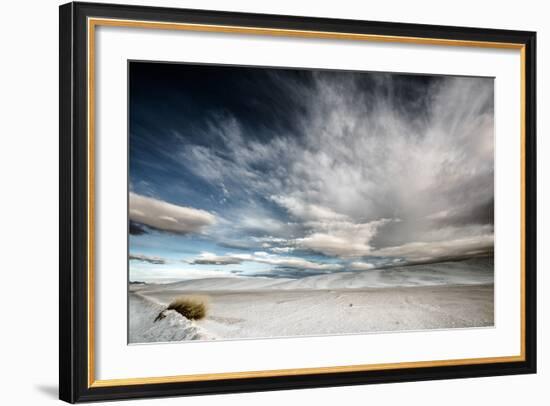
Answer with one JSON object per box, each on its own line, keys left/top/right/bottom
{"left": 0, "top": 0, "right": 546, "bottom": 405}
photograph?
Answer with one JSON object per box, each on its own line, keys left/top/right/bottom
{"left": 128, "top": 62, "right": 495, "bottom": 344}
{"left": 55, "top": 1, "right": 536, "bottom": 402}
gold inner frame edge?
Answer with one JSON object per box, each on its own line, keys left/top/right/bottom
{"left": 87, "top": 17, "right": 527, "bottom": 388}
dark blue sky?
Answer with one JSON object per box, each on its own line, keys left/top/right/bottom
{"left": 129, "top": 61, "right": 494, "bottom": 282}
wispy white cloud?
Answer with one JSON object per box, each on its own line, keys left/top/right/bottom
{"left": 271, "top": 195, "right": 348, "bottom": 222}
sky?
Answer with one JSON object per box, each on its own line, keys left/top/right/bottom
{"left": 128, "top": 61, "right": 494, "bottom": 282}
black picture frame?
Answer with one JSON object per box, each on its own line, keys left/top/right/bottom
{"left": 59, "top": 1, "right": 537, "bottom": 403}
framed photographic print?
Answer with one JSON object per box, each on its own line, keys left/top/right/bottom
{"left": 59, "top": 2, "right": 537, "bottom": 403}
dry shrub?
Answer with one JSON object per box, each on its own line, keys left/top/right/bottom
{"left": 166, "top": 295, "right": 208, "bottom": 320}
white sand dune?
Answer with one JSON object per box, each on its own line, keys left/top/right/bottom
{"left": 129, "top": 292, "right": 212, "bottom": 343}
{"left": 129, "top": 257, "right": 494, "bottom": 343}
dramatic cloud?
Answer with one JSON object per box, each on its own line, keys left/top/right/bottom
{"left": 129, "top": 221, "right": 148, "bottom": 235}
{"left": 129, "top": 193, "right": 216, "bottom": 234}
{"left": 349, "top": 262, "right": 375, "bottom": 271}
{"left": 373, "top": 234, "right": 494, "bottom": 263}
{"left": 271, "top": 196, "right": 348, "bottom": 222}
{"left": 297, "top": 219, "right": 394, "bottom": 257}
{"left": 129, "top": 253, "right": 167, "bottom": 265}
{"left": 130, "top": 63, "right": 494, "bottom": 273}
{"left": 189, "top": 251, "right": 342, "bottom": 271}
{"left": 188, "top": 252, "right": 243, "bottom": 265}
{"left": 270, "top": 247, "right": 295, "bottom": 254}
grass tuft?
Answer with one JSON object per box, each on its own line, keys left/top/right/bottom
{"left": 166, "top": 295, "right": 208, "bottom": 320}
